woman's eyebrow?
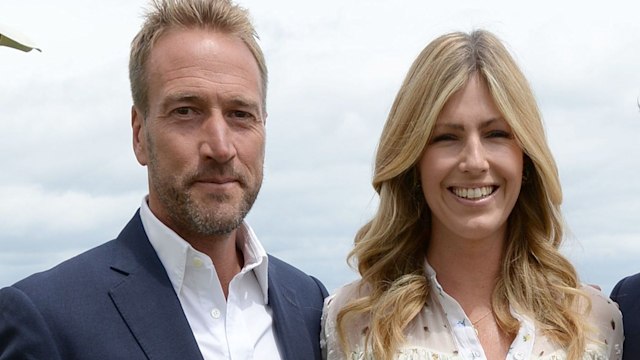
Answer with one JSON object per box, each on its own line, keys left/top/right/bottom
{"left": 434, "top": 117, "right": 504, "bottom": 131}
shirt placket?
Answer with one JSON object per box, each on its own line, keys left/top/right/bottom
{"left": 429, "top": 278, "right": 536, "bottom": 360}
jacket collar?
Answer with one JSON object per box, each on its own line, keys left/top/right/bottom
{"left": 108, "top": 211, "right": 204, "bottom": 360}
{"left": 268, "top": 256, "right": 319, "bottom": 360}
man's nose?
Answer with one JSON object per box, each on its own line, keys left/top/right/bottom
{"left": 199, "top": 112, "right": 236, "bottom": 163}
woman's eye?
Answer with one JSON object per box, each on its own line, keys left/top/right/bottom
{"left": 430, "top": 134, "right": 457, "bottom": 143}
{"left": 487, "top": 130, "right": 511, "bottom": 138}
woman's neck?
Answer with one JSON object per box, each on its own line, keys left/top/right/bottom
{"left": 426, "top": 229, "right": 505, "bottom": 309}
{"left": 426, "top": 225, "right": 515, "bottom": 360}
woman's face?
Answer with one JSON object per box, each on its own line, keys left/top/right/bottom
{"left": 419, "top": 74, "right": 523, "bottom": 243}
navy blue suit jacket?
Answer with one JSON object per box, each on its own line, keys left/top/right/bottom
{"left": 0, "top": 212, "right": 328, "bottom": 360}
{"left": 611, "top": 273, "right": 640, "bottom": 360}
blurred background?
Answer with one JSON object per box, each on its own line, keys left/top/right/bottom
{"left": 1, "top": 0, "right": 639, "bottom": 294}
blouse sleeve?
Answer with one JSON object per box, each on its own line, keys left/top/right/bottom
{"left": 582, "top": 285, "right": 624, "bottom": 359}
{"left": 320, "top": 281, "right": 370, "bottom": 360}
{"left": 321, "top": 290, "right": 354, "bottom": 360}
{"left": 320, "top": 294, "right": 334, "bottom": 360}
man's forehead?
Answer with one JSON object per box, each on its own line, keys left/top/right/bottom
{"left": 145, "top": 28, "right": 264, "bottom": 108}
{"left": 148, "top": 28, "right": 255, "bottom": 68}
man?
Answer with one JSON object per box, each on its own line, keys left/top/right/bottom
{"left": 0, "top": 1, "right": 327, "bottom": 359}
{"left": 611, "top": 273, "right": 639, "bottom": 359}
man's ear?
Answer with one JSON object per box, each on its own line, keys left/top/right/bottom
{"left": 132, "top": 106, "right": 148, "bottom": 166}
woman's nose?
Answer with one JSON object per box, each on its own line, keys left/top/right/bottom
{"left": 459, "top": 136, "right": 489, "bottom": 173}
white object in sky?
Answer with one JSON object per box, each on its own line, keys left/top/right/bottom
{"left": 0, "top": 23, "right": 41, "bottom": 52}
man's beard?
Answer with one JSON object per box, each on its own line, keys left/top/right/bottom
{"left": 148, "top": 154, "right": 261, "bottom": 238}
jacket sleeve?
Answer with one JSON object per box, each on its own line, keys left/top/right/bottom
{"left": 0, "top": 286, "right": 62, "bottom": 360}
{"left": 610, "top": 276, "right": 626, "bottom": 301}
{"left": 312, "top": 276, "right": 329, "bottom": 299}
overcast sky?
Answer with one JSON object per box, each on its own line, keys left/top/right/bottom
{"left": 1, "top": 0, "right": 639, "bottom": 295}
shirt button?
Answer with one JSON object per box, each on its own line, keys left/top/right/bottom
{"left": 513, "top": 353, "right": 524, "bottom": 360}
{"left": 192, "top": 257, "right": 204, "bottom": 267}
{"left": 210, "top": 308, "right": 221, "bottom": 319}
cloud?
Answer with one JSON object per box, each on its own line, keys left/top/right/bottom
{"left": 1, "top": 0, "right": 639, "bottom": 301}
{"left": 0, "top": 184, "right": 141, "bottom": 248}
{"left": 0, "top": 183, "right": 142, "bottom": 287}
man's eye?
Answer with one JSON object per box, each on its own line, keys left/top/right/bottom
{"left": 173, "top": 107, "right": 194, "bottom": 116}
{"left": 230, "top": 110, "right": 253, "bottom": 120}
{"left": 170, "top": 106, "right": 201, "bottom": 117}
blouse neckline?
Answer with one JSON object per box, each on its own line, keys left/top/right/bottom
{"left": 423, "top": 260, "right": 536, "bottom": 360}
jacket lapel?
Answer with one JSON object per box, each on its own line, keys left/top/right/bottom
{"left": 268, "top": 260, "right": 315, "bottom": 360}
{"left": 108, "top": 212, "right": 204, "bottom": 360}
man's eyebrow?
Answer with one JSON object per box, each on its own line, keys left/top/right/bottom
{"left": 228, "top": 97, "right": 260, "bottom": 110}
{"left": 158, "top": 93, "right": 210, "bottom": 114}
{"left": 162, "top": 92, "right": 203, "bottom": 105}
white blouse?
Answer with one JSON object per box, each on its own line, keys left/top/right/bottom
{"left": 321, "top": 263, "right": 623, "bottom": 360}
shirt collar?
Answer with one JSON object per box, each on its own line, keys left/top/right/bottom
{"left": 423, "top": 258, "right": 536, "bottom": 344}
{"left": 139, "top": 196, "right": 270, "bottom": 303}
{"left": 423, "top": 260, "right": 444, "bottom": 297}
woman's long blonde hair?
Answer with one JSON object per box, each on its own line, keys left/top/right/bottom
{"left": 336, "top": 30, "right": 589, "bottom": 360}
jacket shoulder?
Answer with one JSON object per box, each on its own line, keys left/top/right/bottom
{"left": 611, "top": 272, "right": 640, "bottom": 301}
{"left": 11, "top": 239, "right": 121, "bottom": 294}
{"left": 11, "top": 212, "right": 146, "bottom": 296}
{"left": 268, "top": 255, "right": 328, "bottom": 298}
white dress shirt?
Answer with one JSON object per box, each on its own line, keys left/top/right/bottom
{"left": 140, "top": 198, "right": 282, "bottom": 360}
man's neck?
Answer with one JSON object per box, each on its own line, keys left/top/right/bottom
{"left": 187, "top": 230, "right": 244, "bottom": 299}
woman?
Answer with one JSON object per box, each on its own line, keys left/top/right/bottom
{"left": 321, "top": 30, "right": 623, "bottom": 360}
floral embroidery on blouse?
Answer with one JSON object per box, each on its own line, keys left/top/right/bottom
{"left": 321, "top": 261, "right": 624, "bottom": 360}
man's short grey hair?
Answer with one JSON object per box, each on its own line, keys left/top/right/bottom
{"left": 129, "top": 0, "right": 268, "bottom": 116}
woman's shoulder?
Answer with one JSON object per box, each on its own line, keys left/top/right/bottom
{"left": 324, "top": 280, "right": 370, "bottom": 312}
{"left": 321, "top": 279, "right": 372, "bottom": 360}
{"left": 579, "top": 284, "right": 621, "bottom": 323}
{"left": 578, "top": 284, "right": 624, "bottom": 358}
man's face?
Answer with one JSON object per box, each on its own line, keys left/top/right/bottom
{"left": 132, "top": 28, "right": 265, "bottom": 241}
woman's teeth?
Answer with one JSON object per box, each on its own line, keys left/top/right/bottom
{"left": 452, "top": 186, "right": 495, "bottom": 199}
